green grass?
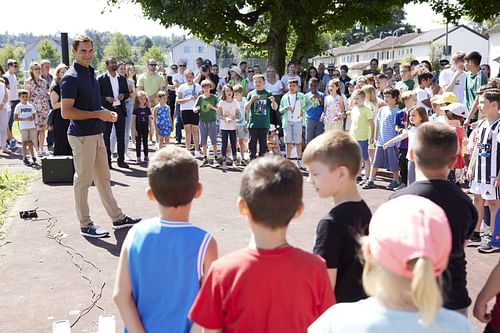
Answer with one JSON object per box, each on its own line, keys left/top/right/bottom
{"left": 0, "top": 169, "right": 32, "bottom": 228}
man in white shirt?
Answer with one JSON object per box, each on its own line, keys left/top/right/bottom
{"left": 173, "top": 60, "right": 187, "bottom": 144}
{"left": 439, "top": 51, "right": 466, "bottom": 103}
{"left": 4, "top": 59, "right": 19, "bottom": 148}
{"left": 98, "top": 57, "right": 130, "bottom": 168}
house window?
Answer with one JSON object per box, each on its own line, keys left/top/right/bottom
{"left": 356, "top": 55, "right": 359, "bottom": 62}
{"left": 198, "top": 46, "right": 205, "bottom": 53}
{"left": 410, "top": 48, "right": 413, "bottom": 54}
{"left": 184, "top": 46, "right": 191, "bottom": 53}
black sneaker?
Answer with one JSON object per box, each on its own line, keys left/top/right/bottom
{"left": 80, "top": 223, "right": 110, "bottom": 238}
{"left": 112, "top": 216, "right": 141, "bottom": 229}
{"left": 362, "top": 180, "right": 376, "bottom": 189}
{"left": 117, "top": 161, "right": 129, "bottom": 168}
{"left": 467, "top": 232, "right": 482, "bottom": 247}
{"left": 23, "top": 158, "right": 30, "bottom": 165}
{"left": 200, "top": 157, "right": 209, "bottom": 167}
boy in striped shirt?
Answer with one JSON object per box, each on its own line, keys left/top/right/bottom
{"left": 113, "top": 146, "right": 218, "bottom": 332}
{"left": 363, "top": 88, "right": 401, "bottom": 190}
{"left": 470, "top": 88, "right": 500, "bottom": 253}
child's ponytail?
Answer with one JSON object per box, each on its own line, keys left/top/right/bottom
{"left": 410, "top": 257, "right": 443, "bottom": 326}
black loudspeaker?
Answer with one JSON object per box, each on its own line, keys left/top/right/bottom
{"left": 42, "top": 156, "right": 74, "bottom": 184}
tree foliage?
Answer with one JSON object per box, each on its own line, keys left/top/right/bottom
{"left": 103, "top": 32, "right": 132, "bottom": 62}
{"left": 141, "top": 46, "right": 164, "bottom": 65}
{"left": 0, "top": 44, "right": 24, "bottom": 81}
{"left": 416, "top": 0, "right": 500, "bottom": 23}
{"left": 37, "top": 39, "right": 60, "bottom": 66}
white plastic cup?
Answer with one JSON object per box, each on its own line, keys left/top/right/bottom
{"left": 98, "top": 314, "right": 116, "bottom": 333}
{"left": 52, "top": 320, "right": 71, "bottom": 333}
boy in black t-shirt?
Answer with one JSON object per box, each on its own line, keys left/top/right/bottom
{"left": 303, "top": 130, "right": 371, "bottom": 303}
{"left": 391, "top": 122, "right": 477, "bottom": 314}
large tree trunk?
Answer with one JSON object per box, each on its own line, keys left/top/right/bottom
{"left": 266, "top": 6, "right": 288, "bottom": 77}
{"left": 291, "top": 26, "right": 319, "bottom": 68}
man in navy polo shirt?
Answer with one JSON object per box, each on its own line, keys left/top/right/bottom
{"left": 61, "top": 35, "right": 140, "bottom": 238}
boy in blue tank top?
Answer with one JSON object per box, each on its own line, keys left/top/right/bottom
{"left": 113, "top": 146, "right": 218, "bottom": 333}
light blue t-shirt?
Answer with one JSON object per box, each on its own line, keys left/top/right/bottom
{"left": 376, "top": 105, "right": 399, "bottom": 147}
{"left": 126, "top": 218, "right": 212, "bottom": 333}
{"left": 308, "top": 297, "right": 474, "bottom": 333}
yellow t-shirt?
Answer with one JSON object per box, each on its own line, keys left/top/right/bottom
{"left": 137, "top": 72, "right": 164, "bottom": 97}
{"left": 349, "top": 106, "right": 373, "bottom": 141}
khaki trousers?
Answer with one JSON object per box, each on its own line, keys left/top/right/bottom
{"left": 68, "top": 134, "right": 124, "bottom": 228}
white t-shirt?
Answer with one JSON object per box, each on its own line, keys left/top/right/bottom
{"left": 0, "top": 82, "right": 7, "bottom": 111}
{"left": 265, "top": 80, "right": 283, "bottom": 95}
{"left": 173, "top": 72, "right": 185, "bottom": 87}
{"left": 177, "top": 83, "right": 201, "bottom": 111}
{"left": 218, "top": 99, "right": 239, "bottom": 131}
{"left": 415, "top": 87, "right": 432, "bottom": 115}
{"left": 14, "top": 103, "right": 36, "bottom": 130}
{"left": 281, "top": 74, "right": 301, "bottom": 91}
{"left": 308, "top": 297, "right": 474, "bottom": 333}
{"left": 4, "top": 72, "right": 18, "bottom": 101}
{"left": 439, "top": 68, "right": 465, "bottom": 103}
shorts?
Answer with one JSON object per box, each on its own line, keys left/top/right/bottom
{"left": 373, "top": 145, "right": 398, "bottom": 172}
{"left": 199, "top": 120, "right": 217, "bottom": 145}
{"left": 283, "top": 121, "right": 302, "bottom": 144}
{"left": 236, "top": 125, "right": 247, "bottom": 139}
{"left": 21, "top": 128, "right": 36, "bottom": 142}
{"left": 181, "top": 109, "right": 199, "bottom": 126}
{"left": 470, "top": 181, "right": 500, "bottom": 200}
{"left": 357, "top": 140, "right": 369, "bottom": 161}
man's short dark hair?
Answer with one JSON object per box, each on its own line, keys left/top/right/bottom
{"left": 413, "top": 122, "right": 457, "bottom": 170}
{"left": 417, "top": 71, "right": 433, "bottom": 84}
{"left": 340, "top": 65, "right": 348, "bottom": 72}
{"left": 383, "top": 87, "right": 400, "bottom": 100}
{"left": 309, "top": 77, "right": 319, "bottom": 84}
{"left": 370, "top": 58, "right": 378, "bottom": 65}
{"left": 464, "top": 51, "right": 482, "bottom": 66}
{"left": 376, "top": 73, "right": 388, "bottom": 80}
{"left": 105, "top": 57, "right": 117, "bottom": 66}
{"left": 239, "top": 61, "right": 247, "bottom": 66}
{"left": 148, "top": 146, "right": 199, "bottom": 207}
{"left": 240, "top": 156, "right": 303, "bottom": 229}
{"left": 288, "top": 78, "right": 299, "bottom": 85}
{"left": 72, "top": 35, "right": 93, "bottom": 50}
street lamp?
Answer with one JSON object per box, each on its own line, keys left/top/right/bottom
{"left": 391, "top": 27, "right": 405, "bottom": 60}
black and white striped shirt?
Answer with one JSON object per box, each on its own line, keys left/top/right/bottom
{"left": 475, "top": 117, "right": 500, "bottom": 184}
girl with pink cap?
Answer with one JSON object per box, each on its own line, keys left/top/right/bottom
{"left": 308, "top": 195, "right": 474, "bottom": 333}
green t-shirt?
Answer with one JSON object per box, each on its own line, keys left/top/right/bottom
{"left": 137, "top": 72, "right": 164, "bottom": 97}
{"left": 247, "top": 89, "right": 272, "bottom": 129}
{"left": 196, "top": 94, "right": 218, "bottom": 122}
{"left": 465, "top": 70, "right": 487, "bottom": 122}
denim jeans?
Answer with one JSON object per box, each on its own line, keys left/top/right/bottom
{"left": 306, "top": 118, "right": 324, "bottom": 144}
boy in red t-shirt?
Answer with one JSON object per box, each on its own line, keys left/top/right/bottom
{"left": 189, "top": 155, "right": 335, "bottom": 333}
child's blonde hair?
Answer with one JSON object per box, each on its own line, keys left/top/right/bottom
{"left": 401, "top": 90, "right": 417, "bottom": 103}
{"left": 361, "top": 85, "right": 377, "bottom": 105}
{"left": 362, "top": 241, "right": 443, "bottom": 326}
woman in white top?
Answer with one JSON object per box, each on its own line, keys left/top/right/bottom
{"left": 265, "top": 66, "right": 284, "bottom": 128}
{"left": 308, "top": 195, "right": 474, "bottom": 333}
{"left": 217, "top": 85, "right": 240, "bottom": 171}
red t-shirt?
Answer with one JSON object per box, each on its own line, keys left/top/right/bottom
{"left": 491, "top": 294, "right": 500, "bottom": 331}
{"left": 189, "top": 246, "right": 335, "bottom": 333}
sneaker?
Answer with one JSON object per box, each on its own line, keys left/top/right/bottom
{"left": 356, "top": 176, "right": 363, "bottom": 183}
{"left": 297, "top": 160, "right": 305, "bottom": 170}
{"left": 480, "top": 222, "right": 490, "bottom": 236}
{"left": 358, "top": 178, "right": 368, "bottom": 186}
{"left": 112, "top": 216, "right": 142, "bottom": 230}
{"left": 222, "top": 159, "right": 228, "bottom": 173}
{"left": 477, "top": 240, "right": 500, "bottom": 253}
{"left": 8, "top": 139, "right": 17, "bottom": 149}
{"left": 201, "top": 157, "right": 209, "bottom": 167}
{"left": 2, "top": 147, "right": 10, "bottom": 154}
{"left": 32, "top": 157, "right": 37, "bottom": 165}
{"left": 37, "top": 151, "right": 44, "bottom": 157}
{"left": 467, "top": 232, "right": 482, "bottom": 247}
{"left": 80, "top": 223, "right": 110, "bottom": 238}
{"left": 117, "top": 161, "right": 129, "bottom": 168}
{"left": 194, "top": 150, "right": 202, "bottom": 159}
{"left": 136, "top": 157, "right": 142, "bottom": 163}
{"left": 23, "top": 158, "right": 30, "bottom": 165}
{"left": 144, "top": 156, "right": 149, "bottom": 162}
{"left": 386, "top": 180, "right": 400, "bottom": 191}
{"left": 362, "top": 180, "right": 376, "bottom": 189}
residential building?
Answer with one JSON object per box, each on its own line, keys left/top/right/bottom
{"left": 486, "top": 24, "right": 500, "bottom": 77}
{"left": 164, "top": 36, "right": 216, "bottom": 71}
{"left": 23, "top": 38, "right": 62, "bottom": 70}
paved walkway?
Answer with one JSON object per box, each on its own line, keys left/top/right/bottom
{"left": 0, "top": 148, "right": 498, "bottom": 332}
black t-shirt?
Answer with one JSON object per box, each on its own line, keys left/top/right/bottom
{"left": 391, "top": 180, "right": 477, "bottom": 310}
{"left": 133, "top": 107, "right": 151, "bottom": 124}
{"left": 313, "top": 201, "right": 371, "bottom": 303}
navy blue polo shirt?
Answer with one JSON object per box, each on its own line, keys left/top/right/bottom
{"left": 61, "top": 62, "right": 105, "bottom": 136}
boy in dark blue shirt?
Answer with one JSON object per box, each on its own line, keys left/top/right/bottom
{"left": 305, "top": 78, "right": 325, "bottom": 144}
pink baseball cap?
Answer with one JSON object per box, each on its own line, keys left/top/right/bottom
{"left": 369, "top": 195, "right": 451, "bottom": 279}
